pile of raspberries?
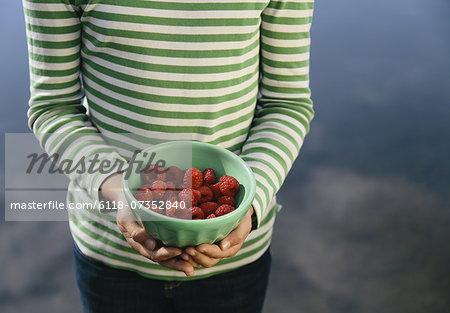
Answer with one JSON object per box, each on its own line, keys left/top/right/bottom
{"left": 134, "top": 164, "right": 240, "bottom": 219}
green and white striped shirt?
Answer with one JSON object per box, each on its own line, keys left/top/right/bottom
{"left": 23, "top": 0, "right": 314, "bottom": 280}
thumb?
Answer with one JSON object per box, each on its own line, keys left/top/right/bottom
{"left": 117, "top": 205, "right": 156, "bottom": 250}
{"left": 219, "top": 210, "right": 252, "bottom": 250}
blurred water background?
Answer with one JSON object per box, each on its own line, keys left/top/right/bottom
{"left": 1, "top": 0, "right": 449, "bottom": 312}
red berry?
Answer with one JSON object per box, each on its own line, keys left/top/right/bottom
{"left": 142, "top": 164, "right": 166, "bottom": 184}
{"left": 134, "top": 188, "right": 153, "bottom": 203}
{"left": 202, "top": 168, "right": 216, "bottom": 186}
{"left": 196, "top": 186, "right": 213, "bottom": 203}
{"left": 183, "top": 168, "right": 203, "bottom": 189}
{"left": 166, "top": 204, "right": 190, "bottom": 219}
{"left": 150, "top": 180, "right": 167, "bottom": 199}
{"left": 134, "top": 188, "right": 164, "bottom": 214}
{"left": 178, "top": 188, "right": 201, "bottom": 206}
{"left": 151, "top": 206, "right": 166, "bottom": 215}
{"left": 215, "top": 204, "right": 235, "bottom": 217}
{"left": 165, "top": 166, "right": 184, "bottom": 185}
{"left": 163, "top": 190, "right": 177, "bottom": 202}
{"left": 149, "top": 208, "right": 165, "bottom": 215}
{"left": 206, "top": 213, "right": 216, "bottom": 219}
{"left": 199, "top": 202, "right": 219, "bottom": 216}
{"left": 165, "top": 181, "right": 176, "bottom": 191}
{"left": 191, "top": 206, "right": 205, "bottom": 219}
{"left": 193, "top": 189, "right": 201, "bottom": 203}
{"left": 209, "top": 182, "right": 222, "bottom": 200}
{"left": 165, "top": 206, "right": 176, "bottom": 218}
{"left": 219, "top": 175, "right": 240, "bottom": 196}
{"left": 217, "top": 196, "right": 236, "bottom": 207}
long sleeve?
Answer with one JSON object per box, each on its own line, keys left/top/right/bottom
{"left": 23, "top": 0, "right": 127, "bottom": 203}
{"left": 240, "top": 0, "right": 315, "bottom": 227}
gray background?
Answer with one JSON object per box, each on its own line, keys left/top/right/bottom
{"left": 1, "top": 0, "right": 449, "bottom": 312}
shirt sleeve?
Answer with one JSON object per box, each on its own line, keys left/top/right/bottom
{"left": 23, "top": 0, "right": 128, "bottom": 204}
{"left": 240, "top": 0, "right": 315, "bottom": 227}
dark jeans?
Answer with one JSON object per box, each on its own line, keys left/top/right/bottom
{"left": 73, "top": 243, "right": 271, "bottom": 313}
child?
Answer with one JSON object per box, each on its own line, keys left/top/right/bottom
{"left": 23, "top": 0, "right": 314, "bottom": 312}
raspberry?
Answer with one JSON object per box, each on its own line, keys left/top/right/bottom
{"left": 206, "top": 213, "right": 216, "bottom": 219}
{"left": 178, "top": 188, "right": 201, "bottom": 206}
{"left": 202, "top": 168, "right": 216, "bottom": 186}
{"left": 199, "top": 202, "right": 219, "bottom": 216}
{"left": 165, "top": 181, "right": 176, "bottom": 191}
{"left": 134, "top": 188, "right": 153, "bottom": 203}
{"left": 215, "top": 204, "right": 235, "bottom": 217}
{"left": 217, "top": 196, "right": 236, "bottom": 207}
{"left": 142, "top": 164, "right": 166, "bottom": 184}
{"left": 166, "top": 204, "right": 190, "bottom": 219}
{"left": 191, "top": 206, "right": 204, "bottom": 219}
{"left": 165, "top": 206, "right": 176, "bottom": 218}
{"left": 183, "top": 168, "right": 203, "bottom": 189}
{"left": 193, "top": 189, "right": 201, "bottom": 203}
{"left": 163, "top": 190, "right": 177, "bottom": 202}
{"left": 150, "top": 180, "right": 167, "bottom": 199}
{"left": 165, "top": 166, "right": 184, "bottom": 185}
{"left": 135, "top": 188, "right": 165, "bottom": 214}
{"left": 151, "top": 206, "right": 166, "bottom": 215}
{"left": 196, "top": 186, "right": 213, "bottom": 203}
{"left": 148, "top": 208, "right": 163, "bottom": 215}
{"left": 209, "top": 182, "right": 222, "bottom": 200}
{"left": 219, "top": 175, "right": 240, "bottom": 196}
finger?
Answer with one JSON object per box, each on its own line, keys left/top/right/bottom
{"left": 117, "top": 207, "right": 184, "bottom": 261}
{"left": 180, "top": 253, "right": 202, "bottom": 268}
{"left": 160, "top": 258, "right": 195, "bottom": 277}
{"left": 117, "top": 208, "right": 156, "bottom": 250}
{"left": 180, "top": 252, "right": 190, "bottom": 261}
{"left": 195, "top": 244, "right": 224, "bottom": 258}
{"left": 186, "top": 247, "right": 220, "bottom": 268}
{"left": 123, "top": 237, "right": 155, "bottom": 260}
{"left": 119, "top": 220, "right": 157, "bottom": 251}
{"left": 150, "top": 246, "right": 183, "bottom": 262}
{"left": 187, "top": 257, "right": 202, "bottom": 269}
{"left": 219, "top": 210, "right": 252, "bottom": 251}
{"left": 197, "top": 242, "right": 242, "bottom": 259}
{"left": 195, "top": 209, "right": 252, "bottom": 258}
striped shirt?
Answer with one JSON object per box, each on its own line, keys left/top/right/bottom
{"left": 23, "top": 0, "right": 314, "bottom": 280}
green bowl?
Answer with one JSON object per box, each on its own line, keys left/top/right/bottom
{"left": 122, "top": 141, "right": 256, "bottom": 247}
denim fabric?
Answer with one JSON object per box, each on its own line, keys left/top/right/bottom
{"left": 73, "top": 243, "right": 271, "bottom": 313}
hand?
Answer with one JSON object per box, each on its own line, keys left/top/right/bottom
{"left": 101, "top": 173, "right": 195, "bottom": 277}
{"left": 181, "top": 206, "right": 254, "bottom": 268}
